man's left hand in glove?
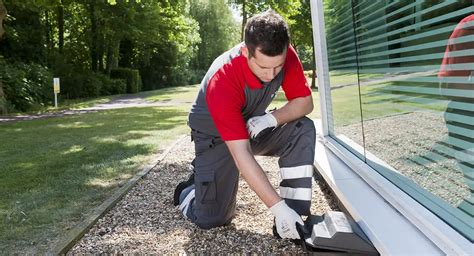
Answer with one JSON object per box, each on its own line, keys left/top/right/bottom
{"left": 246, "top": 113, "right": 278, "bottom": 139}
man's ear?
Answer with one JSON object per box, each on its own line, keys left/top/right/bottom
{"left": 241, "top": 46, "right": 249, "bottom": 58}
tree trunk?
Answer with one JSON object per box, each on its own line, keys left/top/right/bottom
{"left": 119, "top": 39, "right": 133, "bottom": 68}
{"left": 0, "top": 0, "right": 7, "bottom": 114}
{"left": 88, "top": 2, "right": 99, "bottom": 72}
{"left": 0, "top": 0, "right": 6, "bottom": 38}
{"left": 240, "top": 0, "right": 246, "bottom": 41}
{"left": 106, "top": 40, "right": 120, "bottom": 76}
{"left": 57, "top": 3, "right": 64, "bottom": 53}
{"left": 98, "top": 39, "right": 104, "bottom": 72}
{"left": 45, "top": 11, "right": 54, "bottom": 51}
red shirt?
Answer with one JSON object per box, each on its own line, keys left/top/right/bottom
{"left": 204, "top": 45, "right": 311, "bottom": 141}
{"left": 438, "top": 14, "right": 474, "bottom": 78}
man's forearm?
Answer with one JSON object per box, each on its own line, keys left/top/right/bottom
{"left": 225, "top": 140, "right": 281, "bottom": 208}
{"left": 272, "top": 95, "right": 313, "bottom": 125}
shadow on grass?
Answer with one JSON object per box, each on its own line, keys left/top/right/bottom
{"left": 0, "top": 106, "right": 189, "bottom": 254}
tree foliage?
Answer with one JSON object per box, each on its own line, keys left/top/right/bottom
{"left": 228, "top": 0, "right": 301, "bottom": 41}
{"left": 0, "top": 0, "right": 203, "bottom": 111}
{"left": 0, "top": 0, "right": 316, "bottom": 112}
{"left": 189, "top": 0, "right": 239, "bottom": 77}
{"left": 230, "top": 0, "right": 316, "bottom": 87}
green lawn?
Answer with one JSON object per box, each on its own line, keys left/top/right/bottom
{"left": 7, "top": 95, "right": 121, "bottom": 116}
{"left": 59, "top": 95, "right": 119, "bottom": 110}
{"left": 142, "top": 85, "right": 199, "bottom": 103}
{"left": 0, "top": 104, "right": 191, "bottom": 253}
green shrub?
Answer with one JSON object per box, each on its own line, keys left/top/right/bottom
{"left": 0, "top": 60, "right": 53, "bottom": 112}
{"left": 49, "top": 58, "right": 84, "bottom": 99}
{"left": 99, "top": 74, "right": 126, "bottom": 95}
{"left": 103, "top": 78, "right": 127, "bottom": 95}
{"left": 0, "top": 57, "right": 8, "bottom": 114}
{"left": 110, "top": 68, "right": 141, "bottom": 93}
{"left": 81, "top": 73, "right": 101, "bottom": 98}
{"left": 50, "top": 57, "right": 127, "bottom": 98}
{"left": 90, "top": 72, "right": 122, "bottom": 97}
{"left": 187, "top": 69, "right": 206, "bottom": 85}
{"left": 69, "top": 72, "right": 127, "bottom": 98}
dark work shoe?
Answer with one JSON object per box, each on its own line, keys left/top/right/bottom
{"left": 173, "top": 173, "right": 195, "bottom": 206}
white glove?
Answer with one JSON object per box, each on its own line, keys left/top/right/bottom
{"left": 246, "top": 113, "right": 277, "bottom": 139}
{"left": 270, "top": 200, "right": 304, "bottom": 239}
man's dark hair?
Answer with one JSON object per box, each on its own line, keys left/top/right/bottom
{"left": 244, "top": 10, "right": 290, "bottom": 57}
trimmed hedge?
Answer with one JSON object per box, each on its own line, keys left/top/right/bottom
{"left": 50, "top": 58, "right": 128, "bottom": 98}
{"left": 110, "top": 68, "right": 141, "bottom": 93}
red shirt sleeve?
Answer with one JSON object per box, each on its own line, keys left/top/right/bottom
{"left": 438, "top": 15, "right": 474, "bottom": 78}
{"left": 282, "top": 45, "right": 312, "bottom": 100}
{"left": 206, "top": 68, "right": 249, "bottom": 141}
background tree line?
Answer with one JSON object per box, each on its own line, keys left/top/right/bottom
{"left": 0, "top": 0, "right": 314, "bottom": 113}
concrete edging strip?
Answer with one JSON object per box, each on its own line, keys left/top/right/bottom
{"left": 51, "top": 134, "right": 188, "bottom": 255}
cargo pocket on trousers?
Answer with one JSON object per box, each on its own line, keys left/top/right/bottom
{"left": 195, "top": 170, "right": 217, "bottom": 204}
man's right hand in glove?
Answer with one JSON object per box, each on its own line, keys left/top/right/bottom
{"left": 270, "top": 200, "right": 304, "bottom": 239}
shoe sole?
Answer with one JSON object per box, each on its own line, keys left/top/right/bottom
{"left": 173, "top": 173, "right": 194, "bottom": 206}
{"left": 179, "top": 188, "right": 195, "bottom": 219}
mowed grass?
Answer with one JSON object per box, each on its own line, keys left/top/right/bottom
{"left": 8, "top": 95, "right": 120, "bottom": 115}
{"left": 0, "top": 105, "right": 191, "bottom": 253}
{"left": 142, "top": 85, "right": 199, "bottom": 103}
{"left": 59, "top": 95, "right": 119, "bottom": 110}
{"left": 6, "top": 85, "right": 200, "bottom": 116}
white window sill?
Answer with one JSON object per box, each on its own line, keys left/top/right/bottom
{"left": 312, "top": 119, "right": 472, "bottom": 255}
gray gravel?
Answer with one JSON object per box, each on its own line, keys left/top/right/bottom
{"left": 69, "top": 135, "right": 339, "bottom": 254}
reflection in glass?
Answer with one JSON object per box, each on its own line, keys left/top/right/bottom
{"left": 357, "top": 1, "right": 473, "bottom": 239}
{"left": 323, "top": 0, "right": 473, "bottom": 239}
{"left": 438, "top": 14, "right": 473, "bottom": 215}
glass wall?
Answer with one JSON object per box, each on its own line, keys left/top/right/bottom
{"left": 323, "top": 0, "right": 473, "bottom": 240}
{"left": 324, "top": 0, "right": 365, "bottom": 159}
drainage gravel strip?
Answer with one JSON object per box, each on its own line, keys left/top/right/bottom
{"left": 52, "top": 135, "right": 187, "bottom": 255}
{"left": 68, "top": 135, "right": 339, "bottom": 254}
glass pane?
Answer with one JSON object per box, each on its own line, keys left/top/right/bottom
{"left": 355, "top": 0, "right": 473, "bottom": 239}
{"left": 324, "top": 0, "right": 365, "bottom": 159}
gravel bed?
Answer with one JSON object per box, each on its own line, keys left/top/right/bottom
{"left": 337, "top": 111, "right": 469, "bottom": 207}
{"left": 69, "top": 136, "right": 339, "bottom": 254}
